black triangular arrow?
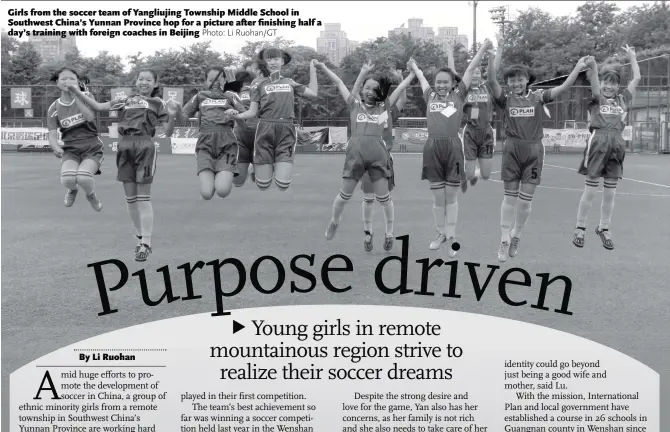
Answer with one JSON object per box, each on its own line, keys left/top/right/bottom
{"left": 233, "top": 320, "right": 245, "bottom": 334}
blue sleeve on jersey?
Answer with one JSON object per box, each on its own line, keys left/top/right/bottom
{"left": 109, "top": 97, "right": 127, "bottom": 111}
{"left": 423, "top": 87, "right": 433, "bottom": 104}
{"left": 346, "top": 94, "right": 357, "bottom": 111}
{"left": 454, "top": 80, "right": 469, "bottom": 101}
{"left": 46, "top": 103, "right": 59, "bottom": 131}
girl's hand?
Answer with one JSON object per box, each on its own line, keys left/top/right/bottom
{"left": 361, "top": 60, "right": 374, "bottom": 73}
{"left": 576, "top": 56, "right": 589, "bottom": 70}
{"left": 622, "top": 45, "right": 636, "bottom": 58}
{"left": 53, "top": 146, "right": 64, "bottom": 158}
{"left": 64, "top": 82, "right": 79, "bottom": 92}
{"left": 312, "top": 59, "right": 324, "bottom": 69}
{"left": 166, "top": 99, "right": 181, "bottom": 116}
{"left": 482, "top": 38, "right": 493, "bottom": 50}
{"left": 224, "top": 109, "right": 238, "bottom": 116}
{"left": 445, "top": 41, "right": 454, "bottom": 52}
{"left": 407, "top": 58, "right": 418, "bottom": 71}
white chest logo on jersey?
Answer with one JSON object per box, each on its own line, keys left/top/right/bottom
{"left": 265, "top": 84, "right": 292, "bottom": 93}
{"left": 600, "top": 105, "right": 624, "bottom": 115}
{"left": 429, "top": 102, "right": 449, "bottom": 112}
{"left": 60, "top": 113, "right": 85, "bottom": 128}
{"left": 125, "top": 98, "right": 150, "bottom": 110}
{"left": 509, "top": 107, "right": 534, "bottom": 117}
{"left": 202, "top": 99, "right": 230, "bottom": 107}
{"left": 240, "top": 93, "right": 251, "bottom": 100}
{"left": 468, "top": 93, "right": 489, "bottom": 103}
{"left": 356, "top": 113, "right": 386, "bottom": 126}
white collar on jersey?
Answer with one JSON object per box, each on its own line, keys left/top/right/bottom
{"left": 57, "top": 97, "right": 76, "bottom": 106}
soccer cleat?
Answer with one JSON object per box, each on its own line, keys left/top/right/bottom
{"left": 447, "top": 237, "right": 458, "bottom": 258}
{"left": 87, "top": 193, "right": 103, "bottom": 212}
{"left": 573, "top": 227, "right": 586, "bottom": 248}
{"left": 498, "top": 241, "right": 510, "bottom": 262}
{"left": 470, "top": 175, "right": 479, "bottom": 187}
{"left": 508, "top": 236, "right": 521, "bottom": 257}
{"left": 595, "top": 226, "right": 614, "bottom": 250}
{"left": 430, "top": 232, "right": 447, "bottom": 250}
{"left": 135, "top": 244, "right": 152, "bottom": 262}
{"left": 364, "top": 231, "right": 374, "bottom": 252}
{"left": 249, "top": 165, "right": 256, "bottom": 184}
{"left": 325, "top": 221, "right": 339, "bottom": 240}
{"left": 64, "top": 189, "right": 78, "bottom": 207}
{"left": 383, "top": 234, "right": 394, "bottom": 251}
{"left": 135, "top": 236, "right": 143, "bottom": 255}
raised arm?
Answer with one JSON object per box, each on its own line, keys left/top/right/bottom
{"left": 494, "top": 34, "right": 503, "bottom": 77}
{"left": 623, "top": 45, "right": 641, "bottom": 96}
{"left": 408, "top": 59, "right": 431, "bottom": 93}
{"left": 548, "top": 56, "right": 589, "bottom": 101}
{"left": 390, "top": 69, "right": 407, "bottom": 111}
{"left": 487, "top": 50, "right": 503, "bottom": 99}
{"left": 351, "top": 60, "right": 374, "bottom": 101}
{"left": 300, "top": 60, "right": 319, "bottom": 99}
{"left": 445, "top": 41, "right": 455, "bottom": 72}
{"left": 314, "top": 61, "right": 351, "bottom": 102}
{"left": 586, "top": 57, "right": 600, "bottom": 99}
{"left": 462, "top": 39, "right": 493, "bottom": 88}
{"left": 67, "top": 84, "right": 111, "bottom": 112}
{"left": 388, "top": 71, "right": 416, "bottom": 107}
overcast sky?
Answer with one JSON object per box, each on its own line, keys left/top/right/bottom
{"left": 1, "top": 1, "right": 651, "bottom": 60}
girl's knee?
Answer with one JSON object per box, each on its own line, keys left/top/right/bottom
{"left": 216, "top": 186, "right": 232, "bottom": 198}
{"left": 201, "top": 190, "right": 215, "bottom": 200}
{"left": 61, "top": 175, "right": 77, "bottom": 189}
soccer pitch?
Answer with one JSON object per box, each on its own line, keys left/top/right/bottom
{"left": 2, "top": 151, "right": 670, "bottom": 411}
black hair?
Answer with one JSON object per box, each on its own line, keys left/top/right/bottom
{"left": 362, "top": 74, "right": 393, "bottom": 103}
{"left": 138, "top": 69, "right": 160, "bottom": 97}
{"left": 244, "top": 59, "right": 270, "bottom": 78}
{"left": 205, "top": 66, "right": 225, "bottom": 90}
{"left": 235, "top": 71, "right": 254, "bottom": 85}
{"left": 50, "top": 66, "right": 89, "bottom": 92}
{"left": 599, "top": 58, "right": 622, "bottom": 85}
{"left": 503, "top": 64, "right": 536, "bottom": 85}
{"left": 223, "top": 80, "right": 244, "bottom": 94}
{"left": 433, "top": 67, "right": 462, "bottom": 87}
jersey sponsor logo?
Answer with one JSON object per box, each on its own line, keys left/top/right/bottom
{"left": 467, "top": 93, "right": 489, "bottom": 103}
{"left": 60, "top": 113, "right": 85, "bottom": 128}
{"left": 240, "top": 93, "right": 250, "bottom": 100}
{"left": 264, "top": 84, "right": 292, "bottom": 93}
{"left": 509, "top": 106, "right": 535, "bottom": 117}
{"left": 356, "top": 113, "right": 386, "bottom": 126}
{"left": 599, "top": 104, "right": 624, "bottom": 115}
{"left": 201, "top": 98, "right": 230, "bottom": 107}
{"left": 124, "top": 97, "right": 150, "bottom": 110}
{"left": 429, "top": 102, "right": 449, "bottom": 112}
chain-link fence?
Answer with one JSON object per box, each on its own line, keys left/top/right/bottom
{"left": 3, "top": 78, "right": 669, "bottom": 153}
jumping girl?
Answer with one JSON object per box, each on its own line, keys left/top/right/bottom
{"left": 68, "top": 70, "right": 175, "bottom": 262}
{"left": 232, "top": 48, "right": 319, "bottom": 192}
{"left": 318, "top": 60, "right": 416, "bottom": 251}
{"left": 573, "top": 46, "right": 640, "bottom": 250}
{"left": 47, "top": 67, "right": 103, "bottom": 212}
{"left": 167, "top": 66, "right": 246, "bottom": 200}
{"left": 408, "top": 39, "right": 492, "bottom": 257}
{"left": 487, "top": 49, "right": 590, "bottom": 262}
{"left": 233, "top": 59, "right": 270, "bottom": 187}
{"left": 358, "top": 67, "right": 407, "bottom": 251}
{"left": 461, "top": 41, "right": 503, "bottom": 192}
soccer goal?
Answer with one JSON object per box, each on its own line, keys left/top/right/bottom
{"left": 393, "top": 117, "right": 429, "bottom": 153}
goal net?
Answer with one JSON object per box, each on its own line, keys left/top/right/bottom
{"left": 393, "top": 117, "right": 429, "bottom": 153}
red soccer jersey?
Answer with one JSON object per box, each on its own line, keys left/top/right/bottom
{"left": 494, "top": 89, "right": 552, "bottom": 142}
{"left": 182, "top": 89, "right": 237, "bottom": 131}
{"left": 347, "top": 95, "right": 391, "bottom": 139}
{"left": 238, "top": 85, "right": 259, "bottom": 129}
{"left": 46, "top": 94, "right": 98, "bottom": 142}
{"left": 109, "top": 94, "right": 168, "bottom": 137}
{"left": 588, "top": 89, "right": 633, "bottom": 133}
{"left": 250, "top": 76, "right": 306, "bottom": 120}
{"left": 424, "top": 80, "right": 469, "bottom": 137}
{"left": 463, "top": 84, "right": 493, "bottom": 128}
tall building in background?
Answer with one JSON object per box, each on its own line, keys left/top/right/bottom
{"left": 388, "top": 18, "right": 435, "bottom": 41}
{"left": 28, "top": 35, "right": 78, "bottom": 64}
{"left": 390, "top": 20, "right": 468, "bottom": 53}
{"left": 317, "top": 23, "right": 358, "bottom": 66}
